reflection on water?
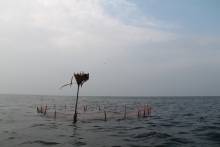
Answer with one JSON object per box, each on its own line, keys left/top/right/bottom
{"left": 0, "top": 95, "right": 220, "bottom": 147}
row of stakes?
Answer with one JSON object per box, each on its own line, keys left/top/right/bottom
{"left": 37, "top": 105, "right": 151, "bottom": 122}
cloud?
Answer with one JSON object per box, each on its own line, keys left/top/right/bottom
{"left": 0, "top": 0, "right": 180, "bottom": 85}
{"left": 100, "top": 0, "right": 182, "bottom": 29}
{"left": 0, "top": 0, "right": 219, "bottom": 96}
{"left": 0, "top": 0, "right": 179, "bottom": 55}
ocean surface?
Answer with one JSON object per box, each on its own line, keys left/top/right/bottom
{"left": 0, "top": 94, "right": 220, "bottom": 147}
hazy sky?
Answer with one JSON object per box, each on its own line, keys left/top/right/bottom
{"left": 1, "top": 0, "right": 220, "bottom": 96}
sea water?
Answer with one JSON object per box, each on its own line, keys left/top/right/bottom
{"left": 0, "top": 94, "right": 220, "bottom": 147}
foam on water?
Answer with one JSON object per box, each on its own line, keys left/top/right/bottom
{"left": 0, "top": 94, "right": 220, "bottom": 147}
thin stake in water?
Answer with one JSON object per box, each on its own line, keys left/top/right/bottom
{"left": 60, "top": 71, "right": 89, "bottom": 123}
{"left": 124, "top": 105, "right": 126, "bottom": 118}
{"left": 54, "top": 110, "right": 56, "bottom": 120}
{"left": 104, "top": 107, "right": 107, "bottom": 121}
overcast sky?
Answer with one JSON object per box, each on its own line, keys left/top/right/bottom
{"left": 1, "top": 0, "right": 220, "bottom": 96}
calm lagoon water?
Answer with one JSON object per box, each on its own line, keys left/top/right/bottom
{"left": 0, "top": 94, "right": 220, "bottom": 147}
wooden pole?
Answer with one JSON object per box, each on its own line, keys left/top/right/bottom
{"left": 124, "top": 106, "right": 126, "bottom": 118}
{"left": 144, "top": 105, "right": 145, "bottom": 116}
{"left": 73, "top": 84, "right": 80, "bottom": 123}
{"left": 44, "top": 108, "right": 46, "bottom": 115}
{"left": 37, "top": 107, "right": 39, "bottom": 113}
{"left": 104, "top": 108, "right": 106, "bottom": 121}
{"left": 54, "top": 110, "right": 56, "bottom": 120}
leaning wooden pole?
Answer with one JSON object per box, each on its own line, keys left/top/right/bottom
{"left": 60, "top": 71, "right": 89, "bottom": 123}
{"left": 73, "top": 84, "right": 80, "bottom": 123}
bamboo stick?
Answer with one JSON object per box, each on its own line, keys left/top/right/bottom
{"left": 124, "top": 105, "right": 126, "bottom": 118}
{"left": 104, "top": 110, "right": 106, "bottom": 121}
{"left": 54, "top": 110, "right": 56, "bottom": 120}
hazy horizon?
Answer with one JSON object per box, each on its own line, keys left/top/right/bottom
{"left": 0, "top": 93, "right": 219, "bottom": 97}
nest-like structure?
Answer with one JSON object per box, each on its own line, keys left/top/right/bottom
{"left": 74, "top": 72, "right": 89, "bottom": 87}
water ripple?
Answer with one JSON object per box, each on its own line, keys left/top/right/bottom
{"left": 1, "top": 95, "right": 220, "bottom": 147}
{"left": 20, "top": 140, "right": 60, "bottom": 145}
{"left": 134, "top": 131, "right": 172, "bottom": 139}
